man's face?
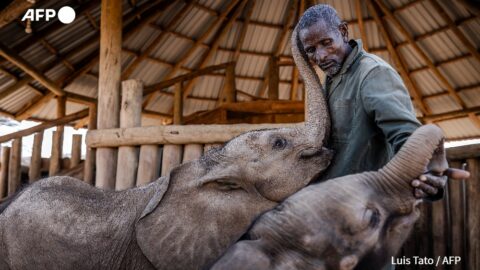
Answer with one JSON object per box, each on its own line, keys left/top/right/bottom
{"left": 299, "top": 20, "right": 349, "bottom": 77}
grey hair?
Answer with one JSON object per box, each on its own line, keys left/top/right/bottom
{"left": 298, "top": 4, "right": 342, "bottom": 33}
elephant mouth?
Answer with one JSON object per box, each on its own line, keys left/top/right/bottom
{"left": 299, "top": 147, "right": 333, "bottom": 160}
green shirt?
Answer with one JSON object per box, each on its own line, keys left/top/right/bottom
{"left": 319, "top": 39, "right": 421, "bottom": 181}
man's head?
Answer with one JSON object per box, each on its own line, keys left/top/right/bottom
{"left": 298, "top": 4, "right": 351, "bottom": 77}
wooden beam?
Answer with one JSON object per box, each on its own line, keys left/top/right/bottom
{"left": 136, "top": 145, "right": 160, "bottom": 186}
{"left": 355, "top": 0, "right": 369, "bottom": 50}
{"left": 374, "top": 0, "right": 467, "bottom": 109}
{"left": 49, "top": 131, "right": 62, "bottom": 176}
{"left": 71, "top": 134, "right": 82, "bottom": 169}
{"left": 15, "top": 92, "right": 55, "bottom": 121}
{"left": 121, "top": 0, "right": 193, "bottom": 80}
{"left": 468, "top": 113, "right": 480, "bottom": 130}
{"left": 96, "top": 0, "right": 122, "bottom": 189}
{"left": 144, "top": 62, "right": 232, "bottom": 95}
{"left": 428, "top": 0, "right": 480, "bottom": 64}
{"left": 0, "top": 43, "right": 65, "bottom": 96}
{"left": 86, "top": 123, "right": 302, "bottom": 147}
{"left": 233, "top": 0, "right": 255, "bottom": 62}
{"left": 28, "top": 132, "right": 43, "bottom": 182}
{"left": 418, "top": 106, "right": 480, "bottom": 122}
{"left": 0, "top": 109, "right": 89, "bottom": 144}
{"left": 368, "top": 0, "right": 430, "bottom": 115}
{"left": 0, "top": 0, "right": 35, "bottom": 28}
{"left": 447, "top": 144, "right": 480, "bottom": 160}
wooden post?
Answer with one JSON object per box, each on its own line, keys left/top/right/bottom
{"left": 8, "top": 138, "right": 21, "bottom": 195}
{"left": 136, "top": 145, "right": 161, "bottom": 186}
{"left": 466, "top": 158, "right": 479, "bottom": 270}
{"left": 431, "top": 198, "right": 447, "bottom": 270}
{"left": 29, "top": 132, "right": 43, "bottom": 182}
{"left": 96, "top": 0, "right": 122, "bottom": 189}
{"left": 222, "top": 63, "right": 236, "bottom": 103}
{"left": 290, "top": 67, "right": 299, "bottom": 101}
{"left": 70, "top": 134, "right": 82, "bottom": 168}
{"left": 49, "top": 96, "right": 66, "bottom": 176}
{"left": 161, "top": 145, "right": 182, "bottom": 177}
{"left": 268, "top": 56, "right": 279, "bottom": 100}
{"left": 182, "top": 144, "right": 203, "bottom": 162}
{"left": 174, "top": 82, "right": 183, "bottom": 125}
{"left": 116, "top": 80, "right": 142, "bottom": 190}
{"left": 84, "top": 104, "right": 97, "bottom": 185}
{"left": 49, "top": 131, "right": 61, "bottom": 176}
{"left": 448, "top": 160, "right": 465, "bottom": 270}
{"left": 0, "top": 147, "right": 10, "bottom": 198}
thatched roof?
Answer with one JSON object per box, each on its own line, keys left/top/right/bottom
{"left": 0, "top": 0, "right": 479, "bottom": 140}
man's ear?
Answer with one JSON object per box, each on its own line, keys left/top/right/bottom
{"left": 339, "top": 22, "right": 349, "bottom": 41}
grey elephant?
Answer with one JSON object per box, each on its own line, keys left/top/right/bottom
{"left": 210, "top": 26, "right": 469, "bottom": 270}
{"left": 211, "top": 124, "right": 449, "bottom": 270}
{"left": 0, "top": 26, "right": 331, "bottom": 269}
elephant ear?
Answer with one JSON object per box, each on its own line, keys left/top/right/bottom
{"left": 138, "top": 176, "right": 170, "bottom": 219}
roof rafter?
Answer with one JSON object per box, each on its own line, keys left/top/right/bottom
{"left": 257, "top": 0, "right": 298, "bottom": 98}
{"left": 121, "top": 0, "right": 194, "bottom": 80}
{"left": 374, "top": 0, "right": 467, "bottom": 109}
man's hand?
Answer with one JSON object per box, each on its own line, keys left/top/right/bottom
{"left": 411, "top": 168, "right": 470, "bottom": 200}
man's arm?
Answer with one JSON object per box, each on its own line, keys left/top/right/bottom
{"left": 360, "top": 66, "right": 451, "bottom": 200}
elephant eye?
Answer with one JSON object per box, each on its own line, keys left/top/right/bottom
{"left": 272, "top": 138, "right": 287, "bottom": 150}
{"left": 364, "top": 208, "right": 380, "bottom": 228}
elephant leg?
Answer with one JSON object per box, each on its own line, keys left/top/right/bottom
{"left": 210, "top": 240, "right": 271, "bottom": 270}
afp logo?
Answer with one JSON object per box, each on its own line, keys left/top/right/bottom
{"left": 22, "top": 6, "right": 76, "bottom": 24}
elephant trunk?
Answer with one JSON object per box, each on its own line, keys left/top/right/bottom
{"left": 374, "top": 124, "right": 445, "bottom": 195}
{"left": 291, "top": 25, "right": 330, "bottom": 148}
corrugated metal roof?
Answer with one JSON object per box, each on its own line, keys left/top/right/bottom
{"left": 0, "top": 0, "right": 477, "bottom": 140}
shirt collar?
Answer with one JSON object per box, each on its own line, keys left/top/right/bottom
{"left": 327, "top": 39, "right": 364, "bottom": 80}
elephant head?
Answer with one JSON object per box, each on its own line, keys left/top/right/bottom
{"left": 134, "top": 23, "right": 332, "bottom": 269}
{"left": 211, "top": 124, "right": 450, "bottom": 270}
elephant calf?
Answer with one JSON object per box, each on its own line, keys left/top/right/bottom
{"left": 211, "top": 124, "right": 458, "bottom": 270}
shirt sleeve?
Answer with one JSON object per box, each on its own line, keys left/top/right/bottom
{"left": 360, "top": 66, "right": 421, "bottom": 153}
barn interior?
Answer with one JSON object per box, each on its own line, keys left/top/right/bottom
{"left": 0, "top": 0, "right": 479, "bottom": 269}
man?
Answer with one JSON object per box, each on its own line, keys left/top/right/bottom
{"left": 297, "top": 4, "right": 461, "bottom": 199}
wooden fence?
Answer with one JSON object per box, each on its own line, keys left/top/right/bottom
{"left": 0, "top": 77, "right": 478, "bottom": 269}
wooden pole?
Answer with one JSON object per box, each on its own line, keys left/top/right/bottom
{"left": 29, "top": 132, "right": 43, "bottom": 182}
{"left": 70, "top": 134, "right": 82, "bottom": 168}
{"left": 136, "top": 145, "right": 161, "bottom": 186}
{"left": 116, "top": 80, "right": 142, "bottom": 190}
{"left": 290, "top": 67, "right": 299, "bottom": 101}
{"left": 182, "top": 144, "right": 203, "bottom": 162}
{"left": 161, "top": 145, "right": 182, "bottom": 177}
{"left": 49, "top": 96, "right": 66, "bottom": 176}
{"left": 8, "top": 138, "right": 21, "bottom": 195}
{"left": 174, "top": 82, "right": 183, "bottom": 125}
{"left": 448, "top": 161, "right": 465, "bottom": 270}
{"left": 0, "top": 147, "right": 10, "bottom": 198}
{"left": 96, "top": 0, "right": 122, "bottom": 189}
{"left": 466, "top": 158, "right": 479, "bottom": 270}
{"left": 355, "top": 0, "right": 369, "bottom": 51}
{"left": 221, "top": 63, "right": 236, "bottom": 103}
{"left": 84, "top": 104, "right": 97, "bottom": 185}
{"left": 49, "top": 131, "right": 61, "bottom": 176}
{"left": 268, "top": 56, "right": 279, "bottom": 100}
